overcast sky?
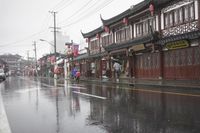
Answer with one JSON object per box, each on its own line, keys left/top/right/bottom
{"left": 0, "top": 0, "right": 143, "bottom": 59}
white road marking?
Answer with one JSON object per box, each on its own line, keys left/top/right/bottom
{"left": 67, "top": 85, "right": 87, "bottom": 89}
{"left": 72, "top": 91, "right": 107, "bottom": 100}
{"left": 0, "top": 88, "right": 12, "bottom": 133}
{"left": 15, "top": 88, "right": 39, "bottom": 93}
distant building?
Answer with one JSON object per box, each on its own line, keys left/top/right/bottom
{"left": 0, "top": 54, "right": 34, "bottom": 76}
{"left": 0, "top": 58, "right": 8, "bottom": 74}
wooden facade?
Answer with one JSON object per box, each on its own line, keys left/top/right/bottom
{"left": 135, "top": 52, "right": 161, "bottom": 79}
{"left": 78, "top": 0, "right": 200, "bottom": 80}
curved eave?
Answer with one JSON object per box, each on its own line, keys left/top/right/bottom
{"left": 102, "top": 9, "right": 130, "bottom": 26}
{"left": 105, "top": 34, "right": 155, "bottom": 52}
{"left": 81, "top": 26, "right": 103, "bottom": 38}
{"left": 102, "top": 0, "right": 150, "bottom": 26}
{"left": 152, "top": 0, "right": 173, "bottom": 6}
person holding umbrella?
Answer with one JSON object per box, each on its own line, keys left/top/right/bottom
{"left": 113, "top": 60, "right": 121, "bottom": 82}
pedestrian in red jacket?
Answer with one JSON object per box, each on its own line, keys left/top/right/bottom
{"left": 76, "top": 71, "right": 80, "bottom": 83}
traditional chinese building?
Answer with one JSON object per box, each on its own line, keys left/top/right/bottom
{"left": 80, "top": 0, "right": 200, "bottom": 80}
{"left": 157, "top": 0, "right": 200, "bottom": 80}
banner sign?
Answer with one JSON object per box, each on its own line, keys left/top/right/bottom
{"left": 72, "top": 45, "right": 79, "bottom": 57}
{"left": 165, "top": 40, "right": 189, "bottom": 50}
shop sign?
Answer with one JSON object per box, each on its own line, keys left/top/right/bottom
{"left": 165, "top": 40, "right": 189, "bottom": 50}
{"left": 130, "top": 44, "right": 145, "bottom": 51}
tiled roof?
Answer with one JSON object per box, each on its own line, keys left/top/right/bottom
{"left": 81, "top": 0, "right": 173, "bottom": 38}
{"left": 81, "top": 27, "right": 103, "bottom": 38}
{"left": 157, "top": 30, "right": 200, "bottom": 45}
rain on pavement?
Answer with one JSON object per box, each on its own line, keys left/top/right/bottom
{"left": 0, "top": 77, "right": 200, "bottom": 133}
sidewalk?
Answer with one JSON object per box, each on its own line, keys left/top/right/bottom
{"left": 76, "top": 77, "right": 200, "bottom": 89}
{"left": 0, "top": 87, "right": 12, "bottom": 133}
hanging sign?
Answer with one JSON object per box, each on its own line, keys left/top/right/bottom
{"left": 130, "top": 44, "right": 145, "bottom": 51}
{"left": 165, "top": 40, "right": 189, "bottom": 50}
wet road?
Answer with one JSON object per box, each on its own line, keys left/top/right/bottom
{"left": 0, "top": 77, "right": 200, "bottom": 133}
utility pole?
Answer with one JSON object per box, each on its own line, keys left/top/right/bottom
{"left": 49, "top": 11, "right": 60, "bottom": 80}
{"left": 27, "top": 50, "right": 29, "bottom": 63}
{"left": 33, "top": 41, "right": 38, "bottom": 76}
{"left": 49, "top": 11, "right": 57, "bottom": 56}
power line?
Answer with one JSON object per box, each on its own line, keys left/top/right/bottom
{"left": 60, "top": 0, "right": 115, "bottom": 28}
{"left": 50, "top": 0, "right": 69, "bottom": 11}
{"left": 0, "top": 29, "right": 49, "bottom": 47}
{"left": 58, "top": 0, "right": 98, "bottom": 25}
{"left": 56, "top": 0, "right": 75, "bottom": 12}
{"left": 40, "top": 13, "right": 52, "bottom": 31}
{"left": 59, "top": 0, "right": 109, "bottom": 26}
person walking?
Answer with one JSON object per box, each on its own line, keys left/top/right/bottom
{"left": 75, "top": 71, "right": 81, "bottom": 83}
{"left": 72, "top": 66, "right": 77, "bottom": 79}
{"left": 113, "top": 61, "right": 121, "bottom": 82}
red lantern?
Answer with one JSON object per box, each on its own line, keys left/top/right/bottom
{"left": 149, "top": 3, "right": 154, "bottom": 16}
{"left": 86, "top": 38, "right": 90, "bottom": 43}
{"left": 104, "top": 26, "right": 110, "bottom": 33}
{"left": 96, "top": 33, "right": 100, "bottom": 39}
{"left": 122, "top": 18, "right": 128, "bottom": 25}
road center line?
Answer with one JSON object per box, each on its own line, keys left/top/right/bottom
{"left": 72, "top": 91, "right": 107, "bottom": 100}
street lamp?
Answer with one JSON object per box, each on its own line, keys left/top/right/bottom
{"left": 40, "top": 39, "right": 58, "bottom": 80}
{"left": 40, "top": 39, "right": 54, "bottom": 47}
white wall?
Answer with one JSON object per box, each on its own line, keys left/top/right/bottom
{"left": 50, "top": 32, "right": 70, "bottom": 54}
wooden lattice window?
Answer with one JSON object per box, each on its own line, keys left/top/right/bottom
{"left": 102, "top": 34, "right": 112, "bottom": 46}
{"left": 136, "top": 17, "right": 156, "bottom": 37}
{"left": 115, "top": 26, "right": 131, "bottom": 43}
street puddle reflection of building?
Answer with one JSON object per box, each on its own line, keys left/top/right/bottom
{"left": 87, "top": 85, "right": 200, "bottom": 133}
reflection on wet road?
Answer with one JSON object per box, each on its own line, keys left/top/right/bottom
{"left": 0, "top": 77, "right": 200, "bottom": 133}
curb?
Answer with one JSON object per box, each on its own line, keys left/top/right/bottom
{"left": 79, "top": 79, "right": 200, "bottom": 90}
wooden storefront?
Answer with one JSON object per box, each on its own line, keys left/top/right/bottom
{"left": 135, "top": 52, "right": 161, "bottom": 79}
{"left": 163, "top": 46, "right": 200, "bottom": 80}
